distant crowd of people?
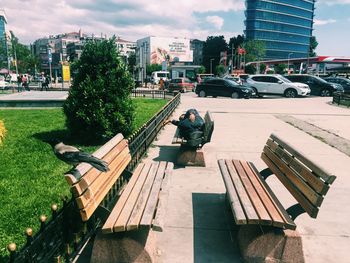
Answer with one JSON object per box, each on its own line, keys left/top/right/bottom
{"left": 16, "top": 74, "right": 51, "bottom": 92}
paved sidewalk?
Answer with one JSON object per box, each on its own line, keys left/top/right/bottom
{"left": 144, "top": 94, "right": 350, "bottom": 263}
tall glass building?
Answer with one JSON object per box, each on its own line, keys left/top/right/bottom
{"left": 245, "top": 0, "right": 315, "bottom": 60}
{"left": 0, "top": 10, "right": 8, "bottom": 67}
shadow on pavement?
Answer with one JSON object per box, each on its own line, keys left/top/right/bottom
{"left": 192, "top": 193, "right": 242, "bottom": 263}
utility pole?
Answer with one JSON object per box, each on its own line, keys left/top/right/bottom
{"left": 231, "top": 43, "right": 234, "bottom": 74}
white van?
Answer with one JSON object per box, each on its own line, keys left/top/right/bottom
{"left": 151, "top": 71, "right": 170, "bottom": 84}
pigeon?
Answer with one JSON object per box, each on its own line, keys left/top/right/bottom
{"left": 46, "top": 139, "right": 110, "bottom": 172}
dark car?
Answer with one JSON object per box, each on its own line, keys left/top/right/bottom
{"left": 324, "top": 77, "right": 350, "bottom": 94}
{"left": 285, "top": 74, "right": 343, "bottom": 96}
{"left": 195, "top": 78, "right": 255, "bottom": 99}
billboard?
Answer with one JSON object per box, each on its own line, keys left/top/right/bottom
{"left": 150, "top": 37, "right": 193, "bottom": 64}
{"left": 62, "top": 64, "right": 70, "bottom": 82}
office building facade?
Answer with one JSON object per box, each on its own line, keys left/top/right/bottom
{"left": 245, "top": 0, "right": 316, "bottom": 60}
{"left": 0, "top": 9, "right": 9, "bottom": 69}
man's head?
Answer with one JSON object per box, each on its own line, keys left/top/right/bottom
{"left": 189, "top": 113, "right": 195, "bottom": 122}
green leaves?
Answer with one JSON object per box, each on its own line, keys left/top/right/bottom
{"left": 63, "top": 37, "right": 135, "bottom": 143}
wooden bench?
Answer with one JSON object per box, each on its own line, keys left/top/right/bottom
{"left": 218, "top": 133, "right": 336, "bottom": 230}
{"left": 65, "top": 133, "right": 173, "bottom": 233}
{"left": 218, "top": 134, "right": 337, "bottom": 261}
{"left": 172, "top": 111, "right": 214, "bottom": 166}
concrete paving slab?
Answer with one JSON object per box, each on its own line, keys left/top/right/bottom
{"left": 141, "top": 93, "right": 350, "bottom": 263}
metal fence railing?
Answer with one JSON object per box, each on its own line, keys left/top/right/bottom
{"left": 131, "top": 89, "right": 178, "bottom": 99}
{"left": 6, "top": 92, "right": 181, "bottom": 263}
{"left": 333, "top": 92, "right": 350, "bottom": 107}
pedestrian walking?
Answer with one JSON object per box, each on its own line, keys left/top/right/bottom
{"left": 17, "top": 75, "right": 23, "bottom": 92}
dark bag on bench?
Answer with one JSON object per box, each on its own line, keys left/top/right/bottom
{"left": 186, "top": 131, "right": 204, "bottom": 148}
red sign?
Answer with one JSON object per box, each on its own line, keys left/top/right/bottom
{"left": 238, "top": 47, "right": 246, "bottom": 55}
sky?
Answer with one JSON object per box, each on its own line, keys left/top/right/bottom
{"left": 1, "top": 0, "right": 350, "bottom": 56}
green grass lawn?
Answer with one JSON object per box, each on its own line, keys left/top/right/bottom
{"left": 0, "top": 98, "right": 167, "bottom": 259}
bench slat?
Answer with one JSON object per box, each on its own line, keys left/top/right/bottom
{"left": 240, "top": 161, "right": 286, "bottom": 228}
{"left": 101, "top": 163, "right": 145, "bottom": 234}
{"left": 233, "top": 160, "right": 272, "bottom": 225}
{"left": 79, "top": 153, "right": 132, "bottom": 221}
{"left": 248, "top": 162, "right": 296, "bottom": 230}
{"left": 113, "top": 163, "right": 153, "bottom": 232}
{"left": 64, "top": 134, "right": 124, "bottom": 185}
{"left": 70, "top": 140, "right": 129, "bottom": 198}
{"left": 75, "top": 148, "right": 130, "bottom": 209}
{"left": 126, "top": 162, "right": 160, "bottom": 231}
{"left": 261, "top": 153, "right": 319, "bottom": 218}
{"left": 218, "top": 160, "right": 247, "bottom": 225}
{"left": 264, "top": 146, "right": 324, "bottom": 207}
{"left": 266, "top": 139, "right": 329, "bottom": 195}
{"left": 270, "top": 134, "right": 336, "bottom": 184}
{"left": 225, "top": 160, "right": 260, "bottom": 224}
{"left": 140, "top": 161, "right": 172, "bottom": 227}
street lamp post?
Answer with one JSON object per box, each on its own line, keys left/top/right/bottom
{"left": 210, "top": 58, "right": 214, "bottom": 74}
{"left": 287, "top": 53, "right": 293, "bottom": 73}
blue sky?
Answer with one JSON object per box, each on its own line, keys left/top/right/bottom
{"left": 2, "top": 0, "right": 350, "bottom": 56}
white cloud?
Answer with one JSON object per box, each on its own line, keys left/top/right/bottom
{"left": 205, "top": 16, "right": 224, "bottom": 30}
{"left": 317, "top": 0, "right": 350, "bottom": 5}
{"left": 314, "top": 19, "right": 337, "bottom": 26}
{"left": 1, "top": 0, "right": 245, "bottom": 44}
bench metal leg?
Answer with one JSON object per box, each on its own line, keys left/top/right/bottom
{"left": 260, "top": 168, "right": 274, "bottom": 180}
{"left": 286, "top": 203, "right": 306, "bottom": 221}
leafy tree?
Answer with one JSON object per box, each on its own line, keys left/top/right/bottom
{"left": 260, "top": 63, "right": 267, "bottom": 74}
{"left": 146, "top": 64, "right": 162, "bottom": 75}
{"left": 198, "top": 65, "right": 206, "bottom": 74}
{"left": 215, "top": 64, "right": 226, "bottom": 77}
{"left": 309, "top": 36, "right": 318, "bottom": 57}
{"left": 228, "top": 35, "right": 245, "bottom": 65}
{"left": 245, "top": 64, "right": 256, "bottom": 74}
{"left": 127, "top": 53, "right": 136, "bottom": 76}
{"left": 203, "top": 36, "right": 228, "bottom": 74}
{"left": 274, "top": 63, "right": 287, "bottom": 74}
{"left": 63, "top": 37, "right": 135, "bottom": 142}
{"left": 9, "top": 31, "right": 39, "bottom": 74}
{"left": 244, "top": 40, "right": 266, "bottom": 63}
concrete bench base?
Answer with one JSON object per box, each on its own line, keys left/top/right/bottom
{"left": 91, "top": 229, "right": 152, "bottom": 263}
{"left": 237, "top": 225, "right": 304, "bottom": 263}
{"left": 176, "top": 147, "right": 205, "bottom": 167}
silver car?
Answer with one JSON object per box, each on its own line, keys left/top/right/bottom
{"left": 246, "top": 74, "right": 311, "bottom": 98}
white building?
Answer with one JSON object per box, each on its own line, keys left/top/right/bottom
{"left": 115, "top": 37, "right": 136, "bottom": 58}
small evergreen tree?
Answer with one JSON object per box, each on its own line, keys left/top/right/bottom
{"left": 63, "top": 37, "right": 135, "bottom": 142}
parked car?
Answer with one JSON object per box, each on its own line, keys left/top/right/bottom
{"left": 246, "top": 74, "right": 310, "bottom": 98}
{"left": 223, "top": 75, "right": 242, "bottom": 85}
{"left": 285, "top": 74, "right": 343, "bottom": 96}
{"left": 195, "top": 78, "right": 255, "bottom": 99}
{"left": 324, "top": 77, "right": 350, "bottom": 94}
{"left": 0, "top": 80, "right": 10, "bottom": 90}
{"left": 168, "top": 78, "right": 195, "bottom": 93}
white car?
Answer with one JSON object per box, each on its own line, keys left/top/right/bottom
{"left": 0, "top": 80, "right": 10, "bottom": 90}
{"left": 246, "top": 74, "right": 310, "bottom": 98}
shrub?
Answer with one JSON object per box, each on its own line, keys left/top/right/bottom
{"left": 63, "top": 37, "right": 135, "bottom": 142}
{"left": 0, "top": 120, "right": 6, "bottom": 144}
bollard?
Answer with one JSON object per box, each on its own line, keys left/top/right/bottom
{"left": 39, "top": 215, "right": 47, "bottom": 231}
{"left": 25, "top": 228, "right": 34, "bottom": 245}
{"left": 7, "top": 243, "right": 16, "bottom": 263}
{"left": 51, "top": 203, "right": 58, "bottom": 219}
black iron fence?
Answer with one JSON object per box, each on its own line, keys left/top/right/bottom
{"left": 333, "top": 92, "right": 350, "bottom": 107}
{"left": 6, "top": 92, "right": 181, "bottom": 263}
{"left": 131, "top": 89, "right": 177, "bottom": 99}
